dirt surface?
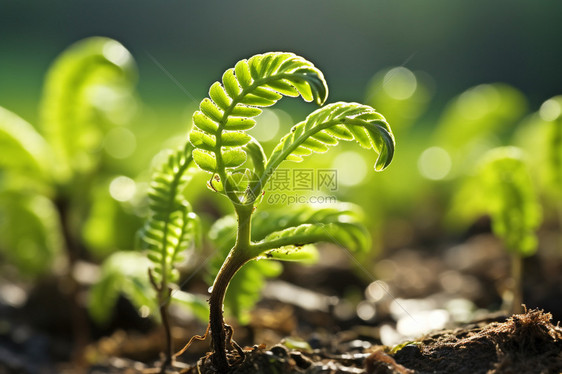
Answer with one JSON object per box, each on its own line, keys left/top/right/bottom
{"left": 391, "top": 309, "right": 562, "bottom": 374}
{"left": 3, "top": 233, "right": 562, "bottom": 373}
{"left": 84, "top": 309, "right": 561, "bottom": 374}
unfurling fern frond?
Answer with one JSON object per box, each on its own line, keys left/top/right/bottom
{"left": 252, "top": 221, "right": 370, "bottom": 260}
{"left": 0, "top": 106, "right": 53, "bottom": 181}
{"left": 189, "top": 52, "right": 328, "bottom": 199}
{"left": 39, "top": 37, "right": 137, "bottom": 177}
{"left": 264, "top": 102, "right": 395, "bottom": 183}
{"left": 478, "top": 146, "right": 541, "bottom": 256}
{"left": 140, "top": 143, "right": 199, "bottom": 285}
{"left": 250, "top": 202, "right": 364, "bottom": 240}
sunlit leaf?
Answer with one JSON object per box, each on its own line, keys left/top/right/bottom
{"left": 190, "top": 52, "right": 328, "bottom": 201}
{"left": 139, "top": 143, "right": 200, "bottom": 286}
{"left": 264, "top": 102, "right": 395, "bottom": 181}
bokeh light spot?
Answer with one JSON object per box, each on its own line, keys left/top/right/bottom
{"left": 332, "top": 151, "right": 367, "bottom": 186}
{"left": 383, "top": 67, "right": 417, "bottom": 100}
{"left": 103, "top": 41, "right": 131, "bottom": 66}
{"left": 249, "top": 109, "right": 280, "bottom": 142}
{"left": 357, "top": 301, "right": 377, "bottom": 321}
{"left": 418, "top": 147, "right": 452, "bottom": 180}
{"left": 109, "top": 176, "right": 136, "bottom": 202}
{"left": 457, "top": 84, "right": 500, "bottom": 120}
{"left": 539, "top": 98, "right": 561, "bottom": 122}
{"left": 104, "top": 127, "right": 137, "bottom": 159}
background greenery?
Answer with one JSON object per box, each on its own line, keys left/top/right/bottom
{"left": 3, "top": 1, "right": 562, "bottom": 120}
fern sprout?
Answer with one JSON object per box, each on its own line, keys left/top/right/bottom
{"left": 477, "top": 146, "right": 542, "bottom": 313}
{"left": 193, "top": 52, "right": 393, "bottom": 371}
{"left": 139, "top": 51, "right": 395, "bottom": 372}
{"left": 139, "top": 143, "right": 200, "bottom": 369}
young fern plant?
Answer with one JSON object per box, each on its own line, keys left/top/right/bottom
{"left": 183, "top": 52, "right": 395, "bottom": 372}
{"left": 139, "top": 142, "right": 201, "bottom": 369}
{"left": 1, "top": 37, "right": 138, "bottom": 358}
{"left": 476, "top": 146, "right": 542, "bottom": 314}
{"left": 538, "top": 96, "right": 562, "bottom": 232}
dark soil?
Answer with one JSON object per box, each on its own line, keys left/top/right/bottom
{"left": 3, "top": 231, "right": 562, "bottom": 373}
{"left": 391, "top": 308, "right": 562, "bottom": 374}
{"left": 86, "top": 309, "right": 562, "bottom": 374}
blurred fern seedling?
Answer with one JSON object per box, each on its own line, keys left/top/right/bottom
{"left": 0, "top": 36, "right": 147, "bottom": 357}
{"left": 458, "top": 146, "right": 542, "bottom": 314}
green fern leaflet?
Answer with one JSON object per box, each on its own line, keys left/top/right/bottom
{"left": 189, "top": 52, "right": 328, "bottom": 199}
{"left": 140, "top": 143, "right": 200, "bottom": 285}
{"left": 265, "top": 102, "right": 394, "bottom": 179}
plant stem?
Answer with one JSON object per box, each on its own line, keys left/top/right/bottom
{"left": 208, "top": 252, "right": 248, "bottom": 372}
{"left": 54, "top": 195, "right": 90, "bottom": 365}
{"left": 160, "top": 290, "right": 173, "bottom": 373}
{"left": 148, "top": 270, "right": 174, "bottom": 373}
{"left": 511, "top": 254, "right": 523, "bottom": 314}
{"left": 209, "top": 203, "right": 253, "bottom": 372}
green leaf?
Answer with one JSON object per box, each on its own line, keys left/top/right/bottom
{"left": 222, "top": 69, "right": 241, "bottom": 98}
{"left": 0, "top": 107, "right": 53, "bottom": 181}
{"left": 477, "top": 146, "right": 542, "bottom": 256}
{"left": 221, "top": 131, "right": 252, "bottom": 147}
{"left": 260, "top": 244, "right": 318, "bottom": 263}
{"left": 230, "top": 104, "right": 263, "bottom": 118}
{"left": 266, "top": 80, "right": 300, "bottom": 97}
{"left": 189, "top": 130, "right": 216, "bottom": 151}
{"left": 243, "top": 138, "right": 267, "bottom": 177}
{"left": 251, "top": 202, "right": 365, "bottom": 239}
{"left": 193, "top": 111, "right": 219, "bottom": 134}
{"left": 192, "top": 149, "right": 217, "bottom": 173}
{"left": 200, "top": 98, "right": 224, "bottom": 123}
{"left": 88, "top": 251, "right": 157, "bottom": 325}
{"left": 171, "top": 290, "right": 209, "bottom": 323}
{"left": 209, "top": 82, "right": 232, "bottom": 111}
{"left": 253, "top": 221, "right": 370, "bottom": 258}
{"left": 190, "top": 52, "right": 328, "bottom": 202}
{"left": 224, "top": 117, "right": 256, "bottom": 131}
{"left": 39, "top": 37, "right": 137, "bottom": 178}
{"left": 264, "top": 102, "right": 395, "bottom": 183}
{"left": 0, "top": 192, "right": 63, "bottom": 277}
{"left": 222, "top": 148, "right": 247, "bottom": 168}
{"left": 139, "top": 143, "right": 200, "bottom": 287}
{"left": 234, "top": 60, "right": 252, "bottom": 89}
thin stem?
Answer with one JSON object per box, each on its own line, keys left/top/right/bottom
{"left": 510, "top": 254, "right": 523, "bottom": 314}
{"left": 149, "top": 270, "right": 174, "bottom": 372}
{"left": 160, "top": 289, "right": 173, "bottom": 373}
{"left": 54, "top": 195, "right": 90, "bottom": 366}
{"left": 208, "top": 251, "right": 249, "bottom": 372}
{"left": 208, "top": 203, "right": 254, "bottom": 372}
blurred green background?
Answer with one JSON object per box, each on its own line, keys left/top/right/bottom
{"left": 3, "top": 1, "right": 562, "bottom": 121}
